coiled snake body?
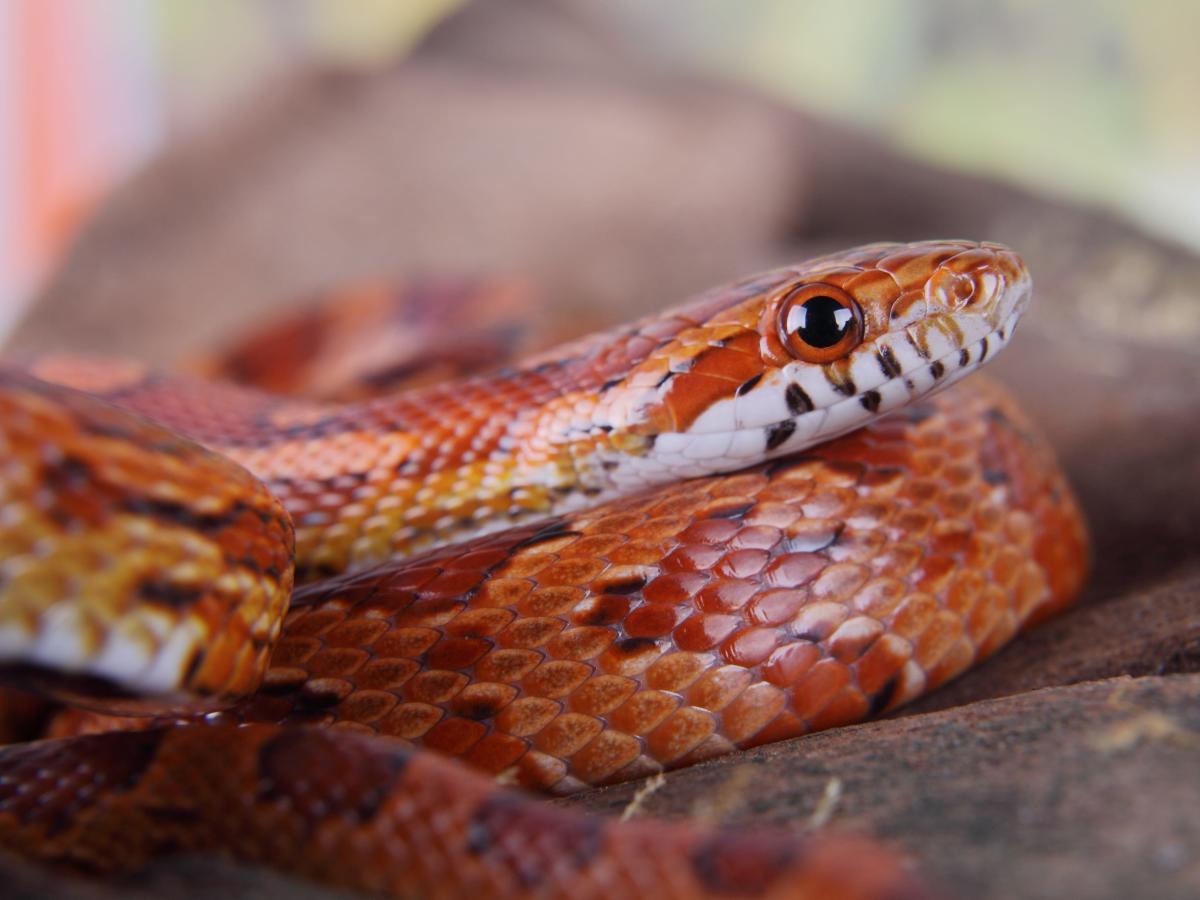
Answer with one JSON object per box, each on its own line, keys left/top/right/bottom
{"left": 0, "top": 241, "right": 1088, "bottom": 898}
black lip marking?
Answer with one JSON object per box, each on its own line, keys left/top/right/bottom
{"left": 785, "top": 383, "right": 813, "bottom": 415}
{"left": 978, "top": 337, "right": 989, "bottom": 362}
{"left": 877, "top": 346, "right": 903, "bottom": 378}
{"left": 860, "top": 390, "right": 882, "bottom": 413}
{"left": 929, "top": 360, "right": 945, "bottom": 380}
{"left": 598, "top": 377, "right": 621, "bottom": 393}
{"left": 655, "top": 371, "right": 674, "bottom": 388}
{"left": 736, "top": 373, "right": 763, "bottom": 396}
{"left": 908, "top": 333, "right": 931, "bottom": 359}
{"left": 765, "top": 419, "right": 797, "bottom": 451}
{"left": 959, "top": 348, "right": 970, "bottom": 367}
{"left": 829, "top": 373, "right": 857, "bottom": 397}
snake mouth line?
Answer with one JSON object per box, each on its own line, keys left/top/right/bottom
{"left": 646, "top": 311, "right": 1020, "bottom": 473}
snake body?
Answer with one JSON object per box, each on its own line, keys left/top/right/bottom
{"left": 0, "top": 241, "right": 1088, "bottom": 897}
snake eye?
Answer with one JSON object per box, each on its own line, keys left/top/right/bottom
{"left": 777, "top": 283, "right": 863, "bottom": 363}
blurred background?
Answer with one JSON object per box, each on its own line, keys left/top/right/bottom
{"left": 2, "top": 0, "right": 1198, "bottom": 341}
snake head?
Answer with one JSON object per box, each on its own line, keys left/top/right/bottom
{"left": 589, "top": 240, "right": 1031, "bottom": 483}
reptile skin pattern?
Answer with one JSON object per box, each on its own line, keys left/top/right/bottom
{"left": 0, "top": 241, "right": 1089, "bottom": 899}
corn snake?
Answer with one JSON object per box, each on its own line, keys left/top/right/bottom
{"left": 0, "top": 240, "right": 1089, "bottom": 898}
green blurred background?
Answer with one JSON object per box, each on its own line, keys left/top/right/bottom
{"left": 152, "top": 0, "right": 1199, "bottom": 245}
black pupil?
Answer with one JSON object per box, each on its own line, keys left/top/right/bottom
{"left": 788, "top": 295, "right": 853, "bottom": 348}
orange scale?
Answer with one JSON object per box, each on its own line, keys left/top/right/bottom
{"left": 534, "top": 557, "right": 609, "bottom": 587}
{"left": 643, "top": 572, "right": 708, "bottom": 604}
{"left": 678, "top": 518, "right": 740, "bottom": 545}
{"left": 474, "top": 648, "right": 542, "bottom": 683}
{"left": 1013, "top": 563, "right": 1050, "bottom": 621}
{"left": 827, "top": 617, "right": 885, "bottom": 663}
{"left": 763, "top": 552, "right": 825, "bottom": 589}
{"left": 499, "top": 552, "right": 557, "bottom": 579}
{"left": 709, "top": 472, "right": 770, "bottom": 498}
{"left": 473, "top": 576, "right": 533, "bottom": 608}
{"left": 853, "top": 632, "right": 912, "bottom": 698}
{"left": 403, "top": 669, "right": 468, "bottom": 704}
{"left": 533, "top": 712, "right": 604, "bottom": 758}
{"left": 913, "top": 611, "right": 965, "bottom": 671}
{"left": 375, "top": 701, "right": 443, "bottom": 739}
{"left": 570, "top": 730, "right": 643, "bottom": 785}
{"left": 715, "top": 548, "right": 769, "bottom": 579}
{"left": 914, "top": 554, "right": 957, "bottom": 594}
{"left": 925, "top": 636, "right": 976, "bottom": 688}
{"left": 426, "top": 636, "right": 491, "bottom": 670}
{"left": 745, "top": 501, "right": 802, "bottom": 529}
{"left": 761, "top": 641, "right": 821, "bottom": 687}
{"left": 780, "top": 518, "right": 844, "bottom": 552}
{"left": 519, "top": 586, "right": 584, "bottom": 618}
{"left": 306, "top": 647, "right": 369, "bottom": 678}
{"left": 570, "top": 594, "right": 633, "bottom": 627}
{"left": 808, "top": 686, "right": 870, "bottom": 732}
{"left": 989, "top": 545, "right": 1026, "bottom": 589}
{"left": 496, "top": 696, "right": 561, "bottom": 737}
{"left": 607, "top": 540, "right": 671, "bottom": 566}
{"left": 868, "top": 541, "right": 923, "bottom": 579}
{"left": 546, "top": 626, "right": 615, "bottom": 661}
{"left": 322, "top": 618, "right": 390, "bottom": 648}
{"left": 522, "top": 659, "right": 593, "bottom": 699}
{"left": 393, "top": 597, "right": 465, "bottom": 628}
{"left": 464, "top": 731, "right": 528, "bottom": 776}
{"left": 645, "top": 707, "right": 717, "bottom": 763}
{"left": 352, "top": 657, "right": 420, "bottom": 691}
{"left": 447, "top": 547, "right": 511, "bottom": 572}
{"left": 720, "top": 626, "right": 781, "bottom": 667}
{"left": 270, "top": 635, "right": 321, "bottom": 667}
{"left": 370, "top": 626, "right": 438, "bottom": 659}
{"left": 443, "top": 608, "right": 515, "bottom": 639}
{"left": 662, "top": 543, "right": 724, "bottom": 573}
{"left": 674, "top": 613, "right": 740, "bottom": 653}
{"left": 702, "top": 497, "right": 758, "bottom": 520}
{"left": 568, "top": 674, "right": 638, "bottom": 716}
{"left": 719, "top": 682, "right": 786, "bottom": 744}
{"left": 337, "top": 689, "right": 399, "bottom": 724}
{"left": 728, "top": 524, "right": 781, "bottom": 551}
{"left": 596, "top": 636, "right": 663, "bottom": 676}
{"left": 810, "top": 563, "right": 870, "bottom": 603}
{"left": 644, "top": 651, "right": 707, "bottom": 692}
{"left": 497, "top": 616, "right": 565, "bottom": 650}
{"left": 555, "top": 533, "right": 626, "bottom": 559}
{"left": 623, "top": 604, "right": 680, "bottom": 638}
{"left": 687, "top": 664, "right": 752, "bottom": 712}
{"left": 609, "top": 689, "right": 681, "bottom": 735}
{"left": 746, "top": 589, "right": 806, "bottom": 627}
{"left": 382, "top": 565, "right": 441, "bottom": 591}
{"left": 423, "top": 716, "right": 487, "bottom": 756}
{"left": 589, "top": 512, "right": 648, "bottom": 536}
{"left": 789, "top": 658, "right": 852, "bottom": 721}
{"left": 283, "top": 608, "right": 346, "bottom": 638}
{"left": 742, "top": 707, "right": 806, "bottom": 749}
{"left": 694, "top": 578, "right": 757, "bottom": 613}
{"left": 946, "top": 570, "right": 985, "bottom": 617}
{"left": 451, "top": 682, "right": 519, "bottom": 721}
